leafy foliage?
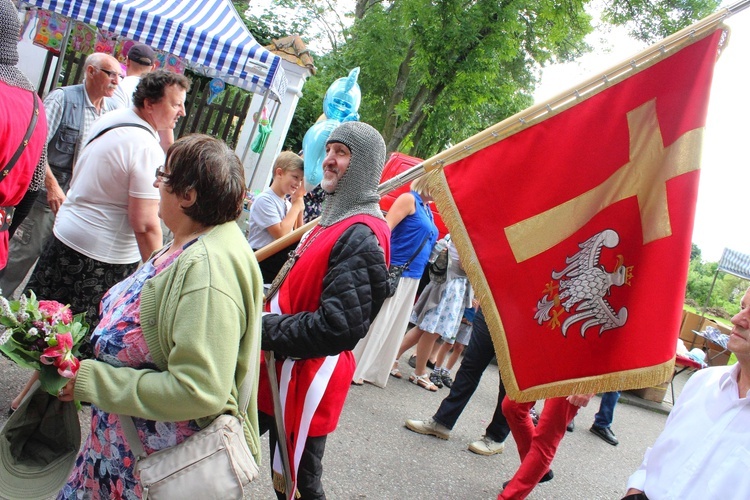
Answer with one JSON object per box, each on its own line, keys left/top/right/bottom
{"left": 685, "top": 245, "right": 749, "bottom": 318}
{"left": 251, "top": 0, "right": 719, "bottom": 157}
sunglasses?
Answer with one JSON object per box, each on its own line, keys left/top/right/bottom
{"left": 96, "top": 67, "right": 125, "bottom": 80}
{"left": 155, "top": 166, "right": 172, "bottom": 182}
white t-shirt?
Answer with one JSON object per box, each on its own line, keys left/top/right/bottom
{"left": 111, "top": 75, "right": 140, "bottom": 109}
{"left": 54, "top": 108, "right": 162, "bottom": 263}
{"left": 247, "top": 186, "right": 290, "bottom": 249}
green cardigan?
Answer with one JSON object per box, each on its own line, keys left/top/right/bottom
{"left": 74, "top": 221, "right": 264, "bottom": 463}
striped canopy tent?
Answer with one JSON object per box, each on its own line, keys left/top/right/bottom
{"left": 717, "top": 248, "right": 750, "bottom": 281}
{"left": 26, "top": 0, "right": 287, "bottom": 100}
{"left": 702, "top": 248, "right": 750, "bottom": 315}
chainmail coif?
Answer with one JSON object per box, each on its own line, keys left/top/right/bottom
{"left": 0, "top": 0, "right": 34, "bottom": 91}
{"left": 319, "top": 121, "right": 386, "bottom": 227}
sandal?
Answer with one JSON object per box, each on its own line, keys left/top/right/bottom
{"left": 390, "top": 361, "right": 403, "bottom": 379}
{"left": 409, "top": 373, "right": 438, "bottom": 392}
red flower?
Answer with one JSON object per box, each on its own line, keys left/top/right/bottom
{"left": 39, "top": 332, "right": 80, "bottom": 378}
{"left": 38, "top": 300, "right": 73, "bottom": 325}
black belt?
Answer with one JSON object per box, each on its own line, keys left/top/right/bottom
{"left": 0, "top": 206, "right": 16, "bottom": 232}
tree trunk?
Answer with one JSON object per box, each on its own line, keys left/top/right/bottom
{"left": 387, "top": 82, "right": 444, "bottom": 152}
{"left": 354, "top": 0, "right": 380, "bottom": 19}
{"left": 382, "top": 40, "right": 415, "bottom": 145}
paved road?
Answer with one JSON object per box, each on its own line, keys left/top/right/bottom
{"left": 0, "top": 351, "right": 691, "bottom": 500}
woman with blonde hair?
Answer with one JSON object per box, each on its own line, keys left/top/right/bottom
{"left": 351, "top": 174, "right": 438, "bottom": 387}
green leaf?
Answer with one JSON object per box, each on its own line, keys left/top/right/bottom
{"left": 38, "top": 365, "right": 68, "bottom": 396}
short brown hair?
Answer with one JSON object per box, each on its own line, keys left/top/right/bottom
{"left": 133, "top": 69, "right": 190, "bottom": 109}
{"left": 274, "top": 151, "right": 303, "bottom": 175}
{"left": 164, "top": 134, "right": 245, "bottom": 225}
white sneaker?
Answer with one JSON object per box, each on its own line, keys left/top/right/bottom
{"left": 404, "top": 418, "right": 451, "bottom": 440}
{"left": 468, "top": 436, "right": 505, "bottom": 455}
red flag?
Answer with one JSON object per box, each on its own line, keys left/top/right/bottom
{"left": 431, "top": 26, "right": 726, "bottom": 401}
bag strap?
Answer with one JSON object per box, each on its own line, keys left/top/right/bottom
{"left": 120, "top": 356, "right": 256, "bottom": 460}
{"left": 0, "top": 91, "right": 40, "bottom": 182}
{"left": 85, "top": 122, "right": 153, "bottom": 147}
{"left": 402, "top": 234, "right": 431, "bottom": 271}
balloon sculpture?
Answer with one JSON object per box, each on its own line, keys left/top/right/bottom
{"left": 301, "top": 67, "right": 362, "bottom": 188}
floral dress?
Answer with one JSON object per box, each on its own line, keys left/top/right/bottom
{"left": 58, "top": 246, "right": 200, "bottom": 500}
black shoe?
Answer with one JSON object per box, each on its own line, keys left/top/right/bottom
{"left": 408, "top": 355, "right": 417, "bottom": 369}
{"left": 429, "top": 370, "right": 443, "bottom": 389}
{"left": 566, "top": 418, "right": 575, "bottom": 432}
{"left": 590, "top": 425, "right": 619, "bottom": 446}
{"left": 502, "top": 470, "right": 553, "bottom": 490}
{"left": 440, "top": 369, "right": 453, "bottom": 388}
{"left": 408, "top": 354, "right": 436, "bottom": 370}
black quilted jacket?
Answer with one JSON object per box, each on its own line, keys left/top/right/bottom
{"left": 261, "top": 223, "right": 389, "bottom": 359}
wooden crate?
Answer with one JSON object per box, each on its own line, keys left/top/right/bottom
{"left": 628, "top": 382, "right": 668, "bottom": 403}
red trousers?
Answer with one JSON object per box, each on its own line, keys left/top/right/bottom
{"left": 499, "top": 397, "right": 579, "bottom": 500}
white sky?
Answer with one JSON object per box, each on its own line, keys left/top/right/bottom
{"left": 534, "top": 6, "right": 750, "bottom": 263}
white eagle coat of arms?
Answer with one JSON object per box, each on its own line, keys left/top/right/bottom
{"left": 534, "top": 229, "right": 632, "bottom": 337}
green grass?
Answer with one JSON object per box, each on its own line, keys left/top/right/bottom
{"left": 683, "top": 304, "right": 732, "bottom": 327}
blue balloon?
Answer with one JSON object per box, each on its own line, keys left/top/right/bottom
{"left": 302, "top": 67, "right": 363, "bottom": 188}
{"left": 323, "top": 67, "right": 361, "bottom": 122}
{"left": 302, "top": 119, "right": 341, "bottom": 187}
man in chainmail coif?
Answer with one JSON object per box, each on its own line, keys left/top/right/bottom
{"left": 0, "top": 0, "right": 47, "bottom": 269}
{"left": 258, "top": 121, "right": 391, "bottom": 499}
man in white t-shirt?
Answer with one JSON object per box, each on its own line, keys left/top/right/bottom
{"left": 110, "top": 42, "right": 176, "bottom": 153}
{"left": 111, "top": 42, "right": 156, "bottom": 109}
{"left": 24, "top": 69, "right": 191, "bottom": 333}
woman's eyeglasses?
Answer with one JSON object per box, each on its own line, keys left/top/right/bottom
{"left": 155, "top": 167, "right": 172, "bottom": 182}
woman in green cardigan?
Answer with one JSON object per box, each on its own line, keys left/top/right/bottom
{"left": 56, "top": 134, "right": 264, "bottom": 499}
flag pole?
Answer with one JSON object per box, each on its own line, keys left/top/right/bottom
{"left": 254, "top": 0, "right": 750, "bottom": 263}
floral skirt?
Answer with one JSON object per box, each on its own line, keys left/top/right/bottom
{"left": 410, "top": 276, "right": 469, "bottom": 341}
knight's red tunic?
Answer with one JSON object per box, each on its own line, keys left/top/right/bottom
{"left": 258, "top": 214, "right": 390, "bottom": 437}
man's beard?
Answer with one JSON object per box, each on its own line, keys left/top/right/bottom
{"left": 321, "top": 174, "right": 338, "bottom": 194}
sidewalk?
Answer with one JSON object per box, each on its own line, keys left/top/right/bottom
{"left": 245, "top": 353, "right": 693, "bottom": 499}
{"left": 0, "top": 353, "right": 694, "bottom": 500}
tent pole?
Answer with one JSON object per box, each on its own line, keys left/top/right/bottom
{"left": 242, "top": 87, "right": 271, "bottom": 187}
{"left": 688, "top": 268, "right": 720, "bottom": 349}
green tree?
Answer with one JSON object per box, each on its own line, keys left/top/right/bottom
{"left": 253, "top": 0, "right": 719, "bottom": 156}
{"left": 685, "top": 243, "right": 749, "bottom": 317}
{"left": 690, "top": 242, "right": 702, "bottom": 261}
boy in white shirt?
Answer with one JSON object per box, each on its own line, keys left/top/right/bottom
{"left": 248, "top": 151, "right": 306, "bottom": 282}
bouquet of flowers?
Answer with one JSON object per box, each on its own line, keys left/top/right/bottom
{"left": 0, "top": 291, "right": 89, "bottom": 395}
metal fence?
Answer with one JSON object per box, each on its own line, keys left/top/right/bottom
{"left": 51, "top": 50, "right": 252, "bottom": 148}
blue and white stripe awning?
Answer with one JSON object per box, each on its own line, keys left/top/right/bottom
{"left": 27, "top": 0, "right": 287, "bottom": 100}
{"left": 718, "top": 248, "right": 750, "bottom": 281}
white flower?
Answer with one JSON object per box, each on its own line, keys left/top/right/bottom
{"left": 0, "top": 327, "right": 10, "bottom": 346}
{"left": 16, "top": 311, "right": 29, "bottom": 323}
{"left": 0, "top": 297, "right": 12, "bottom": 317}
{"left": 27, "top": 327, "right": 38, "bottom": 337}
{"left": 18, "top": 294, "right": 27, "bottom": 310}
